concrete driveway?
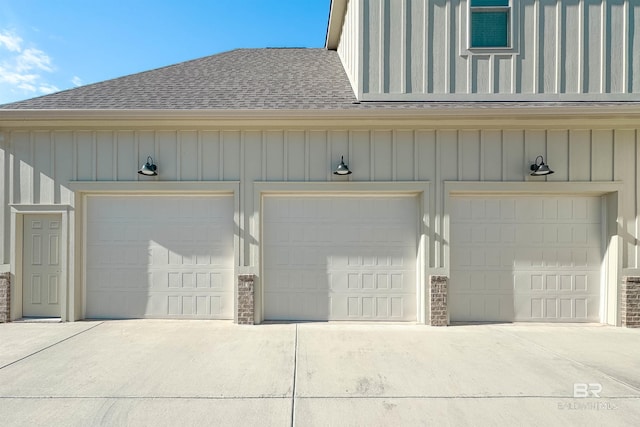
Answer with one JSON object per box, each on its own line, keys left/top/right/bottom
{"left": 0, "top": 321, "right": 638, "bottom": 426}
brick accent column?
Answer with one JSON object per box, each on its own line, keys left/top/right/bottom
{"left": 429, "top": 275, "right": 448, "bottom": 326}
{"left": 621, "top": 276, "right": 640, "bottom": 328}
{"left": 237, "top": 274, "right": 256, "bottom": 325}
{"left": 0, "top": 273, "right": 10, "bottom": 323}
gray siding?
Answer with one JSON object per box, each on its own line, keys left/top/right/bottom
{"left": 3, "top": 126, "right": 640, "bottom": 270}
{"left": 337, "top": 0, "right": 640, "bottom": 100}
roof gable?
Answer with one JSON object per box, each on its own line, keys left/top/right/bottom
{"left": 0, "top": 48, "right": 358, "bottom": 110}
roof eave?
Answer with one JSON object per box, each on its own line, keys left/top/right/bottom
{"left": 1, "top": 105, "right": 640, "bottom": 129}
{"left": 325, "top": 0, "right": 348, "bottom": 50}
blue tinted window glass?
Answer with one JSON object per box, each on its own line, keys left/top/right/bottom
{"left": 471, "top": 0, "right": 509, "bottom": 6}
{"left": 471, "top": 11, "right": 509, "bottom": 47}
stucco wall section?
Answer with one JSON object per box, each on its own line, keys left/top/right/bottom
{"left": 429, "top": 275, "right": 448, "bottom": 326}
{"left": 237, "top": 274, "right": 255, "bottom": 325}
{"left": 0, "top": 272, "right": 10, "bottom": 323}
{"left": 621, "top": 276, "right": 640, "bottom": 328}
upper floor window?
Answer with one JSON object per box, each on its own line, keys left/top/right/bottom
{"left": 470, "top": 0, "right": 511, "bottom": 48}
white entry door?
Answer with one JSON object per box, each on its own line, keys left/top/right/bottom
{"left": 23, "top": 214, "right": 62, "bottom": 317}
{"left": 450, "top": 195, "right": 602, "bottom": 322}
{"left": 263, "top": 195, "right": 418, "bottom": 321}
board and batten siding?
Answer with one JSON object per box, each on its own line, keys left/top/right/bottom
{"left": 3, "top": 127, "right": 640, "bottom": 272}
{"left": 336, "top": 0, "right": 640, "bottom": 100}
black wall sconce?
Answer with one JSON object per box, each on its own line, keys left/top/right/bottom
{"left": 333, "top": 156, "right": 352, "bottom": 175}
{"left": 530, "top": 156, "right": 554, "bottom": 176}
{"left": 138, "top": 156, "right": 158, "bottom": 176}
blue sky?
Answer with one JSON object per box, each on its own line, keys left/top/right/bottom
{"left": 0, "top": 0, "right": 330, "bottom": 104}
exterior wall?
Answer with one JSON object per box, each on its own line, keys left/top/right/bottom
{"left": 337, "top": 0, "right": 362, "bottom": 97}
{"left": 1, "top": 123, "right": 639, "bottom": 323}
{"left": 348, "top": 0, "right": 640, "bottom": 101}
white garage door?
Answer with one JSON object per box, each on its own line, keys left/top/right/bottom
{"left": 263, "top": 195, "right": 417, "bottom": 321}
{"left": 450, "top": 195, "right": 601, "bottom": 322}
{"left": 85, "top": 195, "right": 234, "bottom": 319}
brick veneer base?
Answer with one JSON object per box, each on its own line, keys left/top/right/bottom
{"left": 0, "top": 273, "right": 10, "bottom": 323}
{"left": 621, "top": 276, "right": 640, "bottom": 328}
{"left": 429, "top": 275, "right": 448, "bottom": 326}
{"left": 237, "top": 274, "right": 255, "bottom": 325}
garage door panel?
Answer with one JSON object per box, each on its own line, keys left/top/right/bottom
{"left": 451, "top": 195, "right": 601, "bottom": 323}
{"left": 264, "top": 196, "right": 417, "bottom": 322}
{"left": 86, "top": 195, "right": 234, "bottom": 319}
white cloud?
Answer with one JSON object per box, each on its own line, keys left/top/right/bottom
{"left": 0, "top": 29, "right": 62, "bottom": 101}
{"left": 38, "top": 83, "right": 59, "bottom": 94}
{"left": 72, "top": 76, "right": 83, "bottom": 86}
{"left": 0, "top": 31, "right": 22, "bottom": 52}
{"left": 16, "top": 48, "right": 53, "bottom": 72}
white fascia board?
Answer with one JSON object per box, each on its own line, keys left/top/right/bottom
{"left": 1, "top": 106, "right": 640, "bottom": 128}
{"left": 325, "top": 0, "right": 349, "bottom": 50}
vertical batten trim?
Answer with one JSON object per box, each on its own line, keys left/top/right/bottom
{"left": 283, "top": 131, "right": 289, "bottom": 181}
{"left": 49, "top": 131, "right": 55, "bottom": 188}
{"left": 623, "top": 0, "right": 629, "bottom": 93}
{"left": 480, "top": 130, "right": 485, "bottom": 181}
{"left": 423, "top": 0, "right": 429, "bottom": 93}
{"left": 445, "top": 0, "right": 451, "bottom": 93}
{"left": 304, "top": 131, "right": 310, "bottom": 182}
{"left": 500, "top": 130, "right": 506, "bottom": 181}
{"left": 327, "top": 130, "right": 332, "bottom": 181}
{"left": 91, "top": 131, "right": 97, "bottom": 182}
{"left": 370, "top": 129, "right": 375, "bottom": 181}
{"left": 600, "top": 0, "right": 606, "bottom": 93}
{"left": 392, "top": 129, "right": 397, "bottom": 181}
{"left": 261, "top": 131, "right": 267, "bottom": 182}
{"left": 133, "top": 130, "right": 138, "bottom": 182}
{"left": 532, "top": 0, "right": 539, "bottom": 93}
{"left": 555, "top": 0, "right": 561, "bottom": 93}
{"left": 219, "top": 131, "right": 224, "bottom": 180}
{"left": 153, "top": 131, "right": 159, "bottom": 180}
{"left": 112, "top": 131, "right": 117, "bottom": 180}
{"left": 578, "top": 0, "right": 585, "bottom": 93}
{"left": 413, "top": 130, "right": 419, "bottom": 180}
{"left": 197, "top": 131, "right": 203, "bottom": 181}
{"left": 72, "top": 132, "right": 77, "bottom": 182}
{"left": 635, "top": 130, "right": 639, "bottom": 267}
{"left": 240, "top": 131, "right": 246, "bottom": 266}
{"left": 434, "top": 131, "right": 441, "bottom": 268}
{"left": 400, "top": 0, "right": 406, "bottom": 93}
{"left": 348, "top": 130, "right": 353, "bottom": 182}
{"left": 379, "top": 0, "right": 385, "bottom": 94}
{"left": 176, "top": 131, "right": 181, "bottom": 180}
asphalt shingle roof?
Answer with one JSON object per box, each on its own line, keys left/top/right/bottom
{"left": 0, "top": 48, "right": 358, "bottom": 110}
{"left": 1, "top": 48, "right": 638, "bottom": 112}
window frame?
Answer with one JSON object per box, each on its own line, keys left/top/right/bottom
{"left": 467, "top": 0, "right": 515, "bottom": 52}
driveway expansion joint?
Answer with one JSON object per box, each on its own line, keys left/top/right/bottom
{"left": 0, "top": 322, "right": 105, "bottom": 371}
{"left": 491, "top": 326, "right": 640, "bottom": 396}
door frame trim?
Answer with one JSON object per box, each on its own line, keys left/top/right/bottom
{"left": 253, "top": 181, "right": 431, "bottom": 324}
{"left": 444, "top": 181, "right": 624, "bottom": 325}
{"left": 10, "top": 205, "right": 70, "bottom": 321}
{"left": 69, "top": 181, "right": 241, "bottom": 321}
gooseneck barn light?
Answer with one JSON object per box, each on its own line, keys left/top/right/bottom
{"left": 138, "top": 156, "right": 158, "bottom": 176}
{"left": 333, "top": 156, "right": 352, "bottom": 175}
{"left": 529, "top": 156, "right": 554, "bottom": 176}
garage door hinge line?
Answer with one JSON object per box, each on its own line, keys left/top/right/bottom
{"left": 0, "top": 322, "right": 105, "bottom": 371}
